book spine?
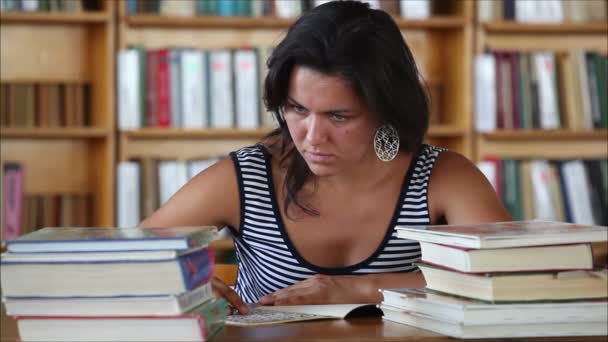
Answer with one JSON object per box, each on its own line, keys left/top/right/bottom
{"left": 3, "top": 162, "right": 24, "bottom": 242}
{"left": 178, "top": 248, "right": 215, "bottom": 290}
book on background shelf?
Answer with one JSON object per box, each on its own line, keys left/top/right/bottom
{"left": 2, "top": 162, "right": 24, "bottom": 244}
{"left": 15, "top": 298, "right": 228, "bottom": 342}
{"left": 396, "top": 220, "right": 608, "bottom": 249}
{"left": 417, "top": 262, "right": 608, "bottom": 302}
{"left": 381, "top": 308, "right": 607, "bottom": 339}
{"left": 418, "top": 241, "right": 593, "bottom": 273}
{"left": 0, "top": 246, "right": 215, "bottom": 297}
{"left": 226, "top": 303, "right": 380, "bottom": 326}
{"left": 380, "top": 288, "right": 608, "bottom": 325}
{"left": 5, "top": 226, "right": 217, "bottom": 253}
{"left": 4, "top": 281, "right": 214, "bottom": 316}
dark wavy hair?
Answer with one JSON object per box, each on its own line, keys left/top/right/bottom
{"left": 263, "top": 0, "right": 429, "bottom": 217}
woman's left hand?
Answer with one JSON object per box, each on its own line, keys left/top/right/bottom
{"left": 258, "top": 274, "right": 373, "bottom": 305}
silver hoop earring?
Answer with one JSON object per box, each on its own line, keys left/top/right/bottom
{"left": 374, "top": 125, "right": 400, "bottom": 162}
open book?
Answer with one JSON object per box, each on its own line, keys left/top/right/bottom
{"left": 225, "top": 303, "right": 380, "bottom": 326}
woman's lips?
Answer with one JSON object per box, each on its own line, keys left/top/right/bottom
{"left": 306, "top": 151, "right": 333, "bottom": 163}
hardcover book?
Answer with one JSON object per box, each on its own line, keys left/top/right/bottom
{"left": 16, "top": 298, "right": 228, "bottom": 342}
{"left": 5, "top": 226, "right": 217, "bottom": 253}
{"left": 380, "top": 288, "right": 608, "bottom": 325}
{"left": 417, "top": 262, "right": 608, "bottom": 302}
{"left": 0, "top": 247, "right": 215, "bottom": 297}
{"left": 396, "top": 220, "right": 607, "bottom": 249}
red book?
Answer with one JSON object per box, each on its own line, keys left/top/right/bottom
{"left": 2, "top": 162, "right": 24, "bottom": 242}
{"left": 155, "top": 48, "right": 171, "bottom": 127}
{"left": 14, "top": 298, "right": 227, "bottom": 342}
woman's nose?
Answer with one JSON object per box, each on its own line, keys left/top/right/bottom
{"left": 305, "top": 114, "right": 328, "bottom": 146}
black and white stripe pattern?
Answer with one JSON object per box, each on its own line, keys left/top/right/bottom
{"left": 228, "top": 144, "right": 445, "bottom": 303}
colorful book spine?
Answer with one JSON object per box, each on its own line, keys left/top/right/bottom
{"left": 3, "top": 162, "right": 24, "bottom": 242}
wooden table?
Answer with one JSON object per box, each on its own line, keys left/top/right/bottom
{"left": 2, "top": 309, "right": 606, "bottom": 342}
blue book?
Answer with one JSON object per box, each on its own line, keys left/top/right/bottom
{"left": 6, "top": 226, "right": 217, "bottom": 253}
{"left": 1, "top": 247, "right": 215, "bottom": 297}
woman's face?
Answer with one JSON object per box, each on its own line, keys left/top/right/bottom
{"left": 284, "top": 66, "right": 379, "bottom": 177}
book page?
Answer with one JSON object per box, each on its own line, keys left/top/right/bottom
{"left": 225, "top": 304, "right": 376, "bottom": 326}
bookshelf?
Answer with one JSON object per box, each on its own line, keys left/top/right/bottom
{"left": 473, "top": 6, "right": 608, "bottom": 161}
{"left": 0, "top": 1, "right": 115, "bottom": 227}
{"left": 116, "top": 0, "right": 475, "bottom": 163}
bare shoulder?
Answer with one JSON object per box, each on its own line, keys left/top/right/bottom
{"left": 139, "top": 156, "right": 241, "bottom": 230}
{"left": 428, "top": 150, "right": 511, "bottom": 224}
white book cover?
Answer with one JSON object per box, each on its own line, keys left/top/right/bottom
{"left": 169, "top": 49, "right": 182, "bottom": 128}
{"left": 117, "top": 49, "right": 141, "bottom": 130}
{"left": 400, "top": 0, "right": 431, "bottom": 19}
{"left": 275, "top": 0, "right": 302, "bottom": 17}
{"left": 530, "top": 160, "right": 557, "bottom": 220}
{"left": 187, "top": 158, "right": 219, "bottom": 180}
{"left": 477, "top": 0, "right": 494, "bottom": 22}
{"left": 117, "top": 161, "right": 141, "bottom": 228}
{"left": 209, "top": 50, "right": 234, "bottom": 128}
{"left": 234, "top": 49, "right": 260, "bottom": 129}
{"left": 515, "top": 0, "right": 535, "bottom": 22}
{"left": 533, "top": 52, "right": 560, "bottom": 129}
{"left": 181, "top": 50, "right": 208, "bottom": 129}
{"left": 476, "top": 161, "right": 498, "bottom": 192}
{"left": 561, "top": 161, "right": 594, "bottom": 225}
{"left": 21, "top": 0, "right": 38, "bottom": 11}
{"left": 474, "top": 54, "right": 497, "bottom": 132}
{"left": 160, "top": 0, "right": 195, "bottom": 16}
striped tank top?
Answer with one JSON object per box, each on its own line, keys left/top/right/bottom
{"left": 227, "top": 143, "right": 446, "bottom": 303}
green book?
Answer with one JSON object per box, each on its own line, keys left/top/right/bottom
{"left": 501, "top": 159, "right": 522, "bottom": 221}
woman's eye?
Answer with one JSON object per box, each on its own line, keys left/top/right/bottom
{"left": 294, "top": 106, "right": 307, "bottom": 114}
{"left": 331, "top": 114, "right": 347, "bottom": 122}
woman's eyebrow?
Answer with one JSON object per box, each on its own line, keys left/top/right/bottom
{"left": 286, "top": 96, "right": 354, "bottom": 113}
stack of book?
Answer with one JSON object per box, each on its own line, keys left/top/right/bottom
{"left": 0, "top": 226, "right": 227, "bottom": 342}
{"left": 380, "top": 220, "right": 608, "bottom": 339}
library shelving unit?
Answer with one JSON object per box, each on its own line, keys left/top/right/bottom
{"left": 116, "top": 0, "right": 475, "bottom": 163}
{"left": 473, "top": 14, "right": 608, "bottom": 161}
{"left": 0, "top": 1, "right": 116, "bottom": 226}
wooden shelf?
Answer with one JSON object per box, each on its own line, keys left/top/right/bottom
{"left": 427, "top": 124, "right": 467, "bottom": 137}
{"left": 121, "top": 128, "right": 273, "bottom": 139}
{"left": 482, "top": 21, "right": 608, "bottom": 34}
{"left": 124, "top": 14, "right": 465, "bottom": 30}
{"left": 1, "top": 127, "right": 110, "bottom": 139}
{"left": 480, "top": 130, "right": 608, "bottom": 141}
{"left": 0, "top": 11, "right": 110, "bottom": 24}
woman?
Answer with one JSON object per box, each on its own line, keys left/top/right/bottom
{"left": 139, "top": 1, "right": 510, "bottom": 314}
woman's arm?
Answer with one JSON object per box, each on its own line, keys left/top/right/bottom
{"left": 258, "top": 272, "right": 425, "bottom": 305}
{"left": 138, "top": 158, "right": 240, "bottom": 229}
{"left": 428, "top": 151, "right": 512, "bottom": 224}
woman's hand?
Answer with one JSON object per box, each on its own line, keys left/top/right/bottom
{"left": 258, "top": 274, "right": 374, "bottom": 306}
{"left": 211, "top": 276, "right": 249, "bottom": 315}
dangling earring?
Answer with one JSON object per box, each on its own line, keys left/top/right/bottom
{"left": 374, "top": 124, "right": 400, "bottom": 162}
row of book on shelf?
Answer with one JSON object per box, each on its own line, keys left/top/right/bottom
{"left": 0, "top": 162, "right": 93, "bottom": 246}
{"left": 478, "top": 0, "right": 607, "bottom": 23}
{"left": 118, "top": 47, "right": 275, "bottom": 130}
{"left": 117, "top": 157, "right": 219, "bottom": 228}
{"left": 382, "top": 220, "right": 607, "bottom": 338}
{"left": 477, "top": 158, "right": 607, "bottom": 227}
{"left": 0, "top": 226, "right": 228, "bottom": 341}
{"left": 475, "top": 50, "right": 608, "bottom": 132}
{"left": 0, "top": 0, "right": 100, "bottom": 12}
{"left": 0, "top": 83, "right": 92, "bottom": 128}
{"left": 126, "top": 0, "right": 433, "bottom": 19}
